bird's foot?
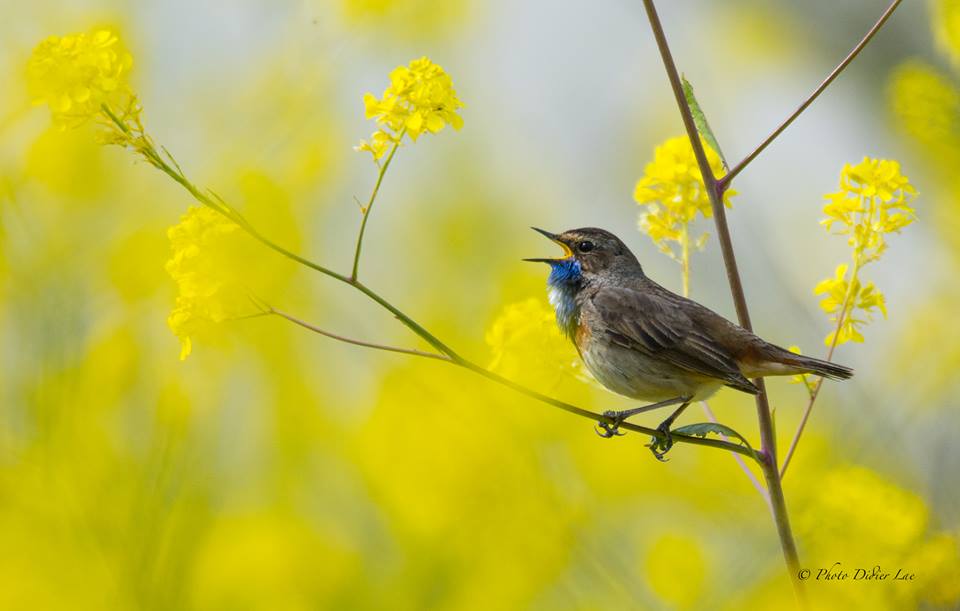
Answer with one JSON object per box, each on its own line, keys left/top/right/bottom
{"left": 595, "top": 410, "right": 627, "bottom": 438}
{"left": 647, "top": 420, "right": 675, "bottom": 461}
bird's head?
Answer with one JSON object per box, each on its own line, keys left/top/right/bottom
{"left": 524, "top": 227, "right": 642, "bottom": 284}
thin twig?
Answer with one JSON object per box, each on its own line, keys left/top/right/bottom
{"left": 270, "top": 307, "right": 451, "bottom": 361}
{"left": 701, "top": 401, "right": 770, "bottom": 507}
{"left": 639, "top": 0, "right": 802, "bottom": 594}
{"left": 717, "top": 0, "right": 903, "bottom": 189}
{"left": 109, "top": 107, "right": 460, "bottom": 361}
{"left": 455, "top": 361, "right": 759, "bottom": 458}
{"left": 269, "top": 304, "right": 759, "bottom": 458}
{"left": 779, "top": 284, "right": 856, "bottom": 478}
{"left": 351, "top": 135, "right": 403, "bottom": 281}
{"left": 124, "top": 117, "right": 757, "bottom": 461}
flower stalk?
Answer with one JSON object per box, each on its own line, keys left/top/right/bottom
{"left": 781, "top": 157, "right": 915, "bottom": 477}
{"left": 351, "top": 134, "right": 403, "bottom": 281}
{"left": 716, "top": 0, "right": 904, "bottom": 190}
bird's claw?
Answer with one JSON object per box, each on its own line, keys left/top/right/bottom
{"left": 647, "top": 421, "right": 674, "bottom": 461}
{"left": 595, "top": 410, "right": 626, "bottom": 438}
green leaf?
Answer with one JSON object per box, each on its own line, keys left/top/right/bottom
{"left": 673, "top": 422, "right": 757, "bottom": 458}
{"left": 682, "top": 76, "right": 727, "bottom": 170}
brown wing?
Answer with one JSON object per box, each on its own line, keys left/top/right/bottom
{"left": 587, "top": 287, "right": 759, "bottom": 394}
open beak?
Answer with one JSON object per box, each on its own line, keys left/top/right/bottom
{"left": 523, "top": 227, "right": 573, "bottom": 263}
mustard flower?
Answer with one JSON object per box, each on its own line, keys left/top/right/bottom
{"left": 813, "top": 264, "right": 886, "bottom": 345}
{"left": 166, "top": 206, "right": 247, "bottom": 360}
{"left": 27, "top": 28, "right": 134, "bottom": 128}
{"left": 815, "top": 157, "right": 915, "bottom": 346}
{"left": 485, "top": 298, "right": 580, "bottom": 385}
{"left": 357, "top": 56, "right": 464, "bottom": 160}
{"left": 355, "top": 129, "right": 394, "bottom": 161}
{"left": 634, "top": 135, "right": 735, "bottom": 295}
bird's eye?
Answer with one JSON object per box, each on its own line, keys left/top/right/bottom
{"left": 578, "top": 240, "right": 595, "bottom": 253}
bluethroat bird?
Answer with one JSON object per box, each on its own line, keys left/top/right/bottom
{"left": 525, "top": 227, "right": 852, "bottom": 456}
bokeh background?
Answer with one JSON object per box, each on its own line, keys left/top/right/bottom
{"left": 2, "top": 0, "right": 959, "bottom": 609}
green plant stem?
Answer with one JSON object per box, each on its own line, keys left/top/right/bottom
{"left": 351, "top": 136, "right": 403, "bottom": 281}
{"left": 270, "top": 307, "right": 450, "bottom": 361}
{"left": 107, "top": 105, "right": 757, "bottom": 462}
{"left": 103, "top": 105, "right": 462, "bottom": 362}
{"left": 716, "top": 0, "right": 902, "bottom": 190}
{"left": 640, "top": 0, "right": 803, "bottom": 599}
{"left": 780, "top": 260, "right": 861, "bottom": 478}
{"left": 273, "top": 303, "right": 760, "bottom": 459}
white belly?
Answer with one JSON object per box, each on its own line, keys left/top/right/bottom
{"left": 580, "top": 342, "right": 722, "bottom": 402}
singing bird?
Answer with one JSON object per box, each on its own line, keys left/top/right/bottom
{"left": 526, "top": 227, "right": 852, "bottom": 453}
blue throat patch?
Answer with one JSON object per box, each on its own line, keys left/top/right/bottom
{"left": 546, "top": 259, "right": 582, "bottom": 340}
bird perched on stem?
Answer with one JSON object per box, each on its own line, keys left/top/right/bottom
{"left": 525, "top": 227, "right": 852, "bottom": 458}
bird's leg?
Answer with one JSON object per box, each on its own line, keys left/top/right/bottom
{"left": 595, "top": 397, "right": 687, "bottom": 439}
{"left": 648, "top": 399, "right": 692, "bottom": 461}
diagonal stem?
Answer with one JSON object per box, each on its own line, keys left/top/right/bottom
{"left": 351, "top": 135, "right": 403, "bottom": 281}
{"left": 780, "top": 262, "right": 860, "bottom": 478}
{"left": 637, "top": 2, "right": 753, "bottom": 328}
{"left": 113, "top": 107, "right": 758, "bottom": 462}
{"left": 270, "top": 307, "right": 451, "bottom": 361}
{"left": 454, "top": 359, "right": 759, "bottom": 458}
{"left": 268, "top": 303, "right": 759, "bottom": 459}
{"left": 717, "top": 0, "right": 902, "bottom": 189}
{"left": 640, "top": 0, "right": 802, "bottom": 599}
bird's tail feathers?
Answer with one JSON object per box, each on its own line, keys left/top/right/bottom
{"left": 782, "top": 351, "right": 854, "bottom": 381}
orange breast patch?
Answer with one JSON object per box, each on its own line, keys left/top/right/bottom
{"left": 574, "top": 317, "right": 591, "bottom": 350}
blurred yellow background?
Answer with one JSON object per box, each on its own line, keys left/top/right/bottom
{"left": 1, "top": 0, "right": 959, "bottom": 609}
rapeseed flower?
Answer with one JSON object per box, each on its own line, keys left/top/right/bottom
{"left": 485, "top": 298, "right": 579, "bottom": 386}
{"left": 166, "top": 206, "right": 248, "bottom": 360}
{"left": 27, "top": 28, "right": 134, "bottom": 128}
{"left": 634, "top": 136, "right": 735, "bottom": 295}
{"left": 357, "top": 56, "right": 463, "bottom": 160}
{"left": 813, "top": 264, "right": 886, "bottom": 345}
{"left": 816, "top": 157, "right": 915, "bottom": 346}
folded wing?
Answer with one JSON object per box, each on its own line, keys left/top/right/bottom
{"left": 587, "top": 287, "right": 759, "bottom": 395}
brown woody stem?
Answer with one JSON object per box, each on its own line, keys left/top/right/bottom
{"left": 640, "top": 0, "right": 803, "bottom": 599}
{"left": 717, "top": 0, "right": 903, "bottom": 189}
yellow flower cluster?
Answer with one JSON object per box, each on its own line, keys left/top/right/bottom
{"left": 27, "top": 27, "right": 134, "bottom": 128}
{"left": 166, "top": 206, "right": 247, "bottom": 360}
{"left": 357, "top": 56, "right": 464, "bottom": 160}
{"left": 814, "top": 264, "right": 887, "bottom": 345}
{"left": 485, "top": 298, "right": 579, "bottom": 386}
{"left": 634, "top": 136, "right": 735, "bottom": 294}
{"left": 822, "top": 157, "right": 916, "bottom": 261}
{"left": 816, "top": 157, "right": 915, "bottom": 346}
